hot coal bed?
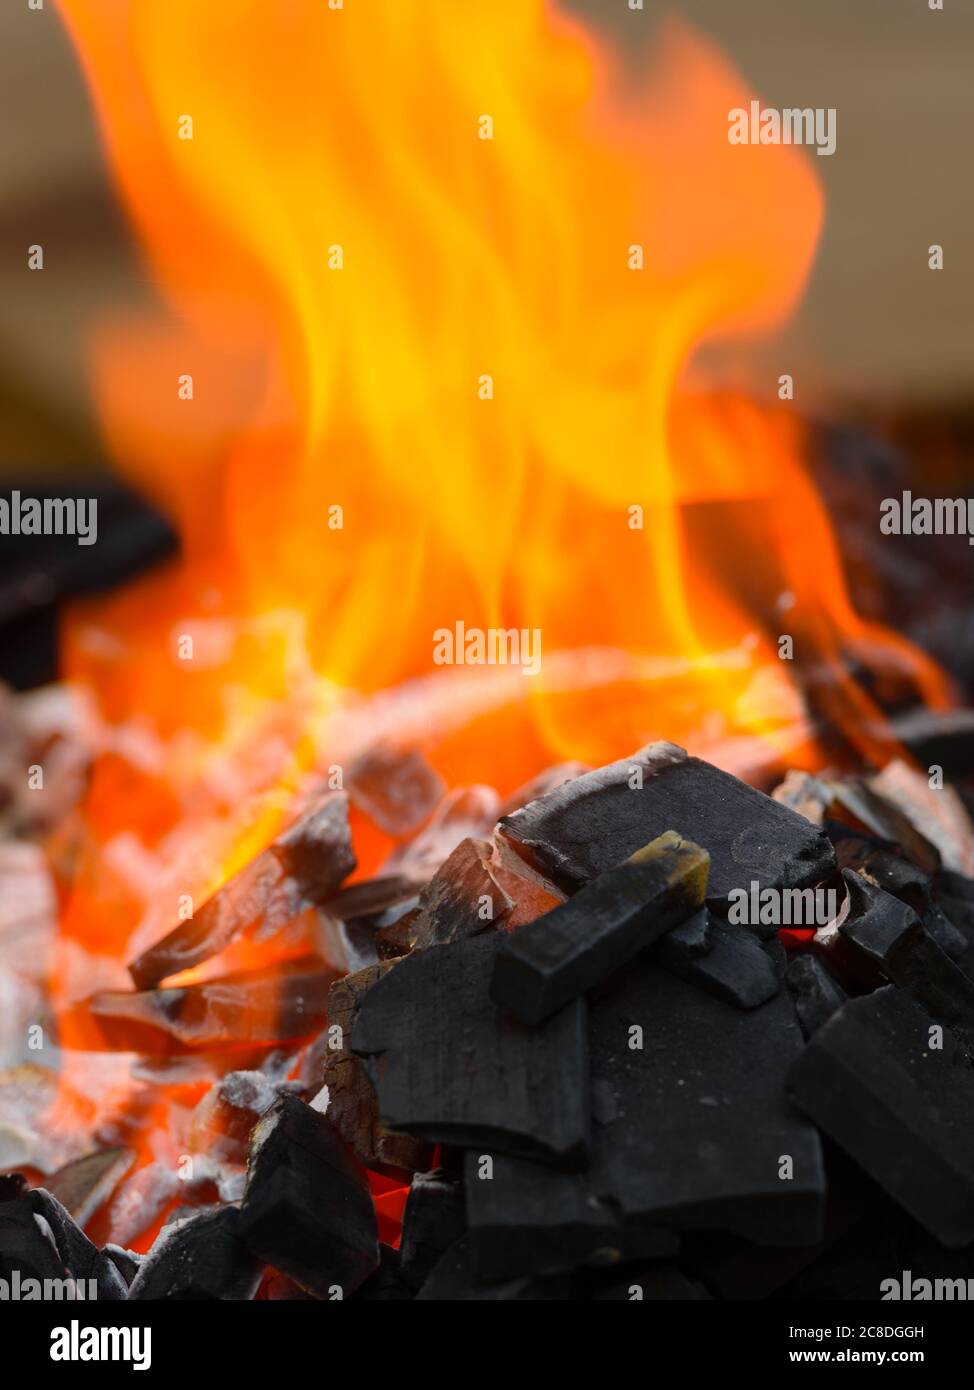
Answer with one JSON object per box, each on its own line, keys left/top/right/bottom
{"left": 3, "top": 731, "right": 974, "bottom": 1303}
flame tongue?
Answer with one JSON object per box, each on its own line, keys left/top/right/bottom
{"left": 45, "top": 0, "right": 950, "bottom": 1241}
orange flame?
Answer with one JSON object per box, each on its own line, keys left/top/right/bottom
{"left": 47, "top": 0, "right": 949, "bottom": 1237}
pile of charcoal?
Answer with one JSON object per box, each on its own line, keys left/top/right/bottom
{"left": 4, "top": 738, "right": 974, "bottom": 1300}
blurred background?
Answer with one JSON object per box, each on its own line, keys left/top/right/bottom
{"left": 1, "top": 0, "right": 971, "bottom": 479}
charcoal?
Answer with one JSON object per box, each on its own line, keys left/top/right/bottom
{"left": 785, "top": 954, "right": 847, "bottom": 1037}
{"left": 411, "top": 838, "right": 512, "bottom": 949}
{"left": 491, "top": 832, "right": 709, "bottom": 1025}
{"left": 190, "top": 1070, "right": 299, "bottom": 1163}
{"left": 353, "top": 1244, "right": 414, "bottom": 1301}
{"left": 657, "top": 906, "right": 713, "bottom": 961}
{"left": 657, "top": 917, "right": 780, "bottom": 1010}
{"left": 87, "top": 957, "right": 337, "bottom": 1054}
{"left": 374, "top": 907, "right": 422, "bottom": 960}
{"left": 399, "top": 1168, "right": 467, "bottom": 1291}
{"left": 838, "top": 871, "right": 974, "bottom": 1042}
{"left": 352, "top": 932, "right": 589, "bottom": 1168}
{"left": 239, "top": 1094, "right": 379, "bottom": 1297}
{"left": 871, "top": 759, "right": 974, "bottom": 876}
{"left": 497, "top": 741, "right": 835, "bottom": 909}
{"left": 415, "top": 1236, "right": 573, "bottom": 1301}
{"left": 788, "top": 987, "right": 974, "bottom": 1247}
{"left": 321, "top": 874, "right": 426, "bottom": 922}
{"left": 878, "top": 708, "right": 974, "bottom": 778}
{"left": 314, "top": 963, "right": 432, "bottom": 1171}
{"left": 46, "top": 1147, "right": 135, "bottom": 1228}
{"left": 498, "top": 762, "right": 590, "bottom": 817}
{"left": 103, "top": 1244, "right": 143, "bottom": 1288}
{"left": 0, "top": 1172, "right": 28, "bottom": 1201}
{"left": 820, "top": 777, "right": 940, "bottom": 876}
{"left": 466, "top": 962, "right": 823, "bottom": 1279}
{"left": 128, "top": 1205, "right": 263, "bottom": 1300}
{"left": 129, "top": 850, "right": 305, "bottom": 990}
{"left": 385, "top": 785, "right": 500, "bottom": 879}
{"left": 0, "top": 1188, "right": 128, "bottom": 1299}
{"left": 270, "top": 790, "right": 355, "bottom": 903}
{"left": 487, "top": 836, "right": 566, "bottom": 930}
{"left": 594, "top": 1264, "right": 710, "bottom": 1300}
{"left": 346, "top": 744, "right": 445, "bottom": 835}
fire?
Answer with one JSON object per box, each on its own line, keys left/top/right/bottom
{"left": 45, "top": 0, "right": 950, "bottom": 1245}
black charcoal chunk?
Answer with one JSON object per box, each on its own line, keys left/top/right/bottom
{"left": 660, "top": 906, "right": 713, "bottom": 961}
{"left": 312, "top": 963, "right": 431, "bottom": 1171}
{"left": 352, "top": 932, "right": 589, "bottom": 1168}
{"left": 467, "top": 962, "right": 823, "bottom": 1279}
{"left": 353, "top": 1244, "right": 414, "bottom": 1300}
{"left": 838, "top": 871, "right": 974, "bottom": 1044}
{"left": 411, "top": 837, "right": 512, "bottom": 949}
{"left": 788, "top": 987, "right": 974, "bottom": 1247}
{"left": 0, "top": 1189, "right": 128, "bottom": 1299}
{"left": 491, "top": 832, "right": 708, "bottom": 1025}
{"left": 594, "top": 1264, "right": 710, "bottom": 1301}
{"left": 415, "top": 1236, "right": 572, "bottom": 1301}
{"left": 128, "top": 1206, "right": 263, "bottom": 1300}
{"left": 785, "top": 954, "right": 847, "bottom": 1038}
{"left": 498, "top": 741, "right": 834, "bottom": 909}
{"left": 239, "top": 1094, "right": 379, "bottom": 1298}
{"left": 399, "top": 1168, "right": 467, "bottom": 1291}
{"left": 657, "top": 918, "right": 780, "bottom": 1010}
{"left": 103, "top": 1244, "right": 143, "bottom": 1288}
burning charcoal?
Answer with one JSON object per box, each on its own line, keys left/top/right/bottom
{"left": 0, "top": 840, "right": 56, "bottom": 979}
{"left": 788, "top": 987, "right": 974, "bottom": 1247}
{"left": 239, "top": 1094, "right": 379, "bottom": 1298}
{"left": 818, "top": 777, "right": 941, "bottom": 876}
{"left": 346, "top": 743, "right": 445, "bottom": 835}
{"left": 103, "top": 1244, "right": 143, "bottom": 1288}
{"left": 399, "top": 1168, "right": 467, "bottom": 1291}
{"left": 497, "top": 741, "right": 835, "bottom": 909}
{"left": 87, "top": 957, "right": 337, "bottom": 1054}
{"left": 353, "top": 1244, "right": 414, "bottom": 1301}
{"left": 190, "top": 1071, "right": 299, "bottom": 1163}
{"left": 871, "top": 759, "right": 974, "bottom": 876}
{"left": 411, "top": 838, "right": 513, "bottom": 949}
{"left": 491, "top": 832, "right": 709, "bottom": 1025}
{"left": 0, "top": 1063, "right": 87, "bottom": 1174}
{"left": 128, "top": 1205, "right": 263, "bottom": 1300}
{"left": 46, "top": 1147, "right": 135, "bottom": 1228}
{"left": 21, "top": 1189, "right": 127, "bottom": 1299}
{"left": 352, "top": 932, "right": 589, "bottom": 1168}
{"left": 785, "top": 954, "right": 847, "bottom": 1038}
{"left": 129, "top": 851, "right": 305, "bottom": 989}
{"left": 321, "top": 873, "right": 425, "bottom": 922}
{"left": 837, "top": 871, "right": 974, "bottom": 1043}
{"left": 311, "top": 964, "right": 431, "bottom": 1171}
{"left": 415, "top": 1235, "right": 573, "bottom": 1301}
{"left": 374, "top": 906, "right": 422, "bottom": 960}
{"left": 498, "top": 762, "right": 590, "bottom": 817}
{"left": 270, "top": 790, "right": 355, "bottom": 902}
{"left": 656, "top": 918, "right": 780, "bottom": 1011}
{"left": 129, "top": 791, "right": 352, "bottom": 989}
{"left": 466, "top": 962, "right": 823, "bottom": 1280}
{"left": 385, "top": 785, "right": 500, "bottom": 879}
{"left": 487, "top": 836, "right": 566, "bottom": 930}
